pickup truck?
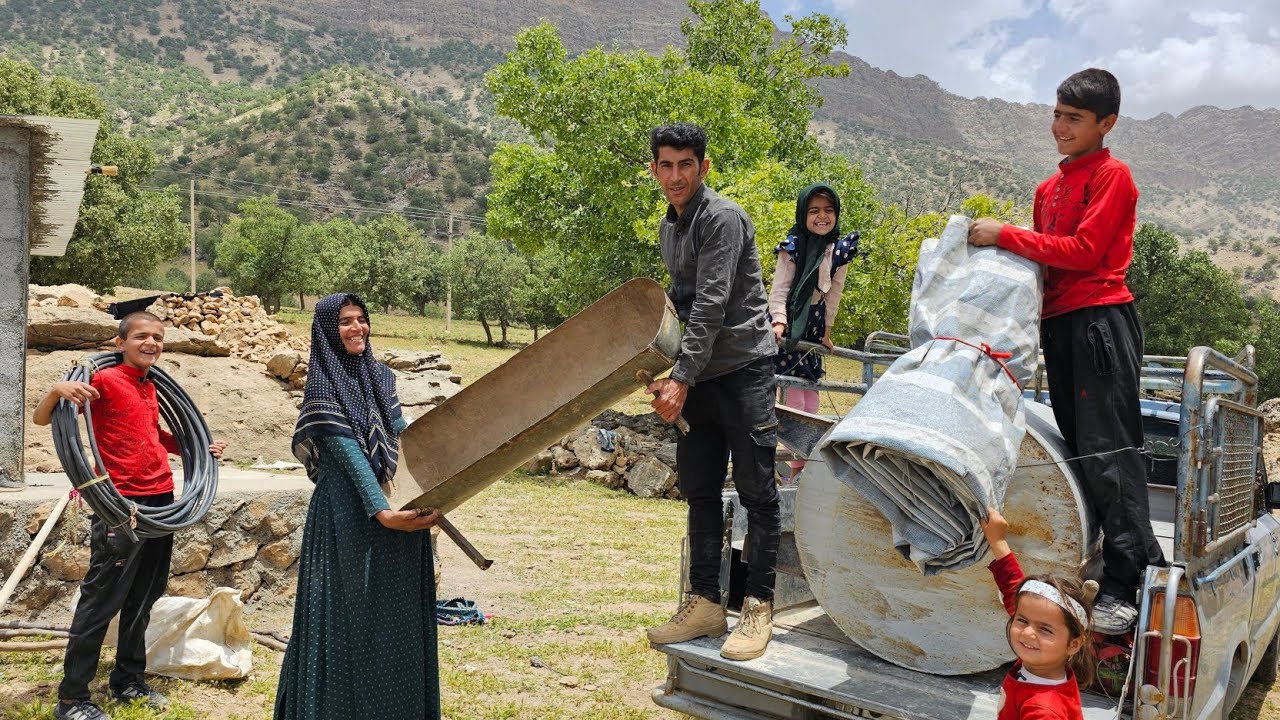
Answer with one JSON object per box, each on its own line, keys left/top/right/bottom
{"left": 650, "top": 338, "right": 1280, "bottom": 720}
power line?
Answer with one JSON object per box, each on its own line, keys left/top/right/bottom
{"left": 140, "top": 185, "right": 483, "bottom": 231}
{"left": 157, "top": 168, "right": 487, "bottom": 223}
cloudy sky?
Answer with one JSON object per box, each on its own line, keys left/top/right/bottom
{"left": 759, "top": 0, "right": 1280, "bottom": 119}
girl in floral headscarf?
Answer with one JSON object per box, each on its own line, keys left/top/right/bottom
{"left": 767, "top": 184, "right": 860, "bottom": 475}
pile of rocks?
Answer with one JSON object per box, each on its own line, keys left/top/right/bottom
{"left": 524, "top": 410, "right": 682, "bottom": 499}
{"left": 146, "top": 289, "right": 308, "bottom": 367}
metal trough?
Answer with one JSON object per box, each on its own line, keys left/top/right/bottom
{"left": 382, "top": 278, "right": 682, "bottom": 514}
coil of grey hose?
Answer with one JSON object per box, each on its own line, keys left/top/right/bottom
{"left": 50, "top": 352, "right": 219, "bottom": 542}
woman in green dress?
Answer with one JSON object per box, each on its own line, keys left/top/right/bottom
{"left": 275, "top": 292, "right": 441, "bottom": 720}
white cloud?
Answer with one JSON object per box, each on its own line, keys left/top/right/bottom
{"left": 772, "top": 0, "right": 1280, "bottom": 118}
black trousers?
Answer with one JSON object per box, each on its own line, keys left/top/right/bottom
{"left": 59, "top": 492, "right": 174, "bottom": 701}
{"left": 677, "top": 356, "right": 780, "bottom": 603}
{"left": 1041, "top": 303, "right": 1165, "bottom": 599}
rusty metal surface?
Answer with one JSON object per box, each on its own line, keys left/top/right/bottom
{"left": 382, "top": 278, "right": 681, "bottom": 513}
{"left": 795, "top": 401, "right": 1094, "bottom": 674}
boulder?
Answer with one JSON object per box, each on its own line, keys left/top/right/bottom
{"left": 266, "top": 351, "right": 301, "bottom": 381}
{"left": 570, "top": 429, "right": 618, "bottom": 471}
{"left": 26, "top": 306, "right": 118, "bottom": 350}
{"left": 259, "top": 530, "right": 302, "bottom": 569}
{"left": 378, "top": 350, "right": 451, "bottom": 372}
{"left": 171, "top": 534, "right": 213, "bottom": 574}
{"left": 28, "top": 283, "right": 105, "bottom": 310}
{"left": 43, "top": 544, "right": 90, "bottom": 581}
{"left": 586, "top": 469, "right": 623, "bottom": 490}
{"left": 656, "top": 442, "right": 678, "bottom": 469}
{"left": 522, "top": 450, "right": 553, "bottom": 475}
{"left": 395, "top": 369, "right": 462, "bottom": 407}
{"left": 551, "top": 446, "right": 579, "bottom": 471}
{"left": 1260, "top": 397, "right": 1280, "bottom": 435}
{"left": 207, "top": 533, "right": 258, "bottom": 568}
{"left": 162, "top": 326, "right": 231, "bottom": 357}
{"left": 626, "top": 456, "right": 677, "bottom": 498}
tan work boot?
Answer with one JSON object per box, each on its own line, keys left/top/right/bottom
{"left": 646, "top": 594, "right": 728, "bottom": 645}
{"left": 720, "top": 596, "right": 773, "bottom": 661}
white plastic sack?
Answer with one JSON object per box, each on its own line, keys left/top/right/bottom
{"left": 819, "top": 214, "right": 1043, "bottom": 573}
{"left": 144, "top": 587, "right": 253, "bottom": 680}
{"left": 94, "top": 587, "right": 254, "bottom": 680}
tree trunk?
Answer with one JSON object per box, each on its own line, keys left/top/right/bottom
{"left": 298, "top": 292, "right": 305, "bottom": 310}
{"left": 479, "top": 315, "right": 494, "bottom": 345}
{"left": 500, "top": 320, "right": 509, "bottom": 346}
{"left": 533, "top": 325, "right": 540, "bottom": 341}
{"left": 416, "top": 299, "right": 428, "bottom": 316}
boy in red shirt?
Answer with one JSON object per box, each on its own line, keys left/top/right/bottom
{"left": 33, "top": 311, "right": 226, "bottom": 720}
{"left": 968, "top": 68, "right": 1165, "bottom": 634}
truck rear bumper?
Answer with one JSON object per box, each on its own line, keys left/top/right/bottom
{"left": 652, "top": 604, "right": 1122, "bottom": 720}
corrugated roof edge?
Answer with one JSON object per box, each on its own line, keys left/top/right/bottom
{"left": 0, "top": 114, "right": 100, "bottom": 258}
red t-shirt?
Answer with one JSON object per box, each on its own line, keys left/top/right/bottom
{"left": 87, "top": 364, "right": 179, "bottom": 497}
{"left": 990, "top": 553, "right": 1085, "bottom": 720}
{"left": 997, "top": 149, "right": 1139, "bottom": 319}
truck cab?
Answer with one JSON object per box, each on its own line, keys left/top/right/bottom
{"left": 650, "top": 339, "right": 1280, "bottom": 720}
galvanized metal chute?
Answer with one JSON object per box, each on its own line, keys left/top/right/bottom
{"left": 382, "top": 277, "right": 682, "bottom": 518}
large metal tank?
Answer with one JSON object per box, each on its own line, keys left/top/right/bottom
{"left": 795, "top": 401, "right": 1096, "bottom": 674}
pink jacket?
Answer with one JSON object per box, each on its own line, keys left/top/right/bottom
{"left": 768, "top": 242, "right": 850, "bottom": 334}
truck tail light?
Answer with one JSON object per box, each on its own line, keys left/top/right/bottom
{"left": 1143, "top": 592, "right": 1201, "bottom": 699}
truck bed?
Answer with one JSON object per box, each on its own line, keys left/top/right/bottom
{"left": 654, "top": 482, "right": 1182, "bottom": 720}
{"left": 654, "top": 603, "right": 1124, "bottom": 720}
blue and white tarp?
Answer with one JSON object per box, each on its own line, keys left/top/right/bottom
{"left": 818, "top": 215, "right": 1043, "bottom": 573}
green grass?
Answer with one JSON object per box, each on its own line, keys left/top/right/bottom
{"left": 0, "top": 477, "right": 686, "bottom": 720}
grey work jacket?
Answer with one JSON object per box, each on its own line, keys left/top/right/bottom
{"left": 659, "top": 184, "right": 774, "bottom": 386}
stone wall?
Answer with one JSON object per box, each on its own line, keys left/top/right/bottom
{"left": 0, "top": 489, "right": 312, "bottom": 620}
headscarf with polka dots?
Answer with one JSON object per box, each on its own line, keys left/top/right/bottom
{"left": 292, "top": 293, "right": 403, "bottom": 484}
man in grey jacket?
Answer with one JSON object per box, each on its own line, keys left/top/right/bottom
{"left": 645, "top": 122, "right": 780, "bottom": 661}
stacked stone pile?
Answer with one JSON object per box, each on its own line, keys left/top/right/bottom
{"left": 146, "top": 289, "right": 308, "bottom": 370}
{"left": 524, "top": 409, "right": 683, "bottom": 500}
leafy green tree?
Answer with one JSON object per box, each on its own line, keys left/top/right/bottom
{"left": 445, "top": 234, "right": 528, "bottom": 346}
{"left": 340, "top": 215, "right": 431, "bottom": 313}
{"left": 407, "top": 241, "right": 448, "bottom": 317}
{"left": 1128, "top": 224, "right": 1248, "bottom": 357}
{"left": 214, "top": 196, "right": 309, "bottom": 312}
{"left": 682, "top": 0, "right": 848, "bottom": 168}
{"left": 0, "top": 59, "right": 185, "bottom": 293}
{"left": 297, "top": 216, "right": 360, "bottom": 304}
{"left": 514, "top": 248, "right": 568, "bottom": 339}
{"left": 485, "top": 1, "right": 856, "bottom": 310}
{"left": 1248, "top": 299, "right": 1280, "bottom": 400}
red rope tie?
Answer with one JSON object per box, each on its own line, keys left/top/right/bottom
{"left": 934, "top": 336, "right": 1022, "bottom": 389}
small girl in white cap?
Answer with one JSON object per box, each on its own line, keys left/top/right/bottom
{"left": 981, "top": 508, "right": 1099, "bottom": 720}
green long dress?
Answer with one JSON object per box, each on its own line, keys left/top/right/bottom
{"left": 275, "top": 417, "right": 440, "bottom": 719}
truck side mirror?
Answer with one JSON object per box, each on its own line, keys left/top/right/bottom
{"left": 1266, "top": 483, "right": 1280, "bottom": 511}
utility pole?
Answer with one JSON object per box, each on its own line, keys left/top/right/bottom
{"left": 189, "top": 178, "right": 196, "bottom": 293}
{"left": 445, "top": 212, "right": 453, "bottom": 332}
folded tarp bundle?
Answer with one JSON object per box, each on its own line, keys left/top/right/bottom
{"left": 818, "top": 214, "right": 1043, "bottom": 573}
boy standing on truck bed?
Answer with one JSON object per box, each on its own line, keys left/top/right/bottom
{"left": 967, "top": 68, "right": 1165, "bottom": 634}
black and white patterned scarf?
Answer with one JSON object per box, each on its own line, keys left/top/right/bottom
{"left": 291, "top": 293, "right": 402, "bottom": 484}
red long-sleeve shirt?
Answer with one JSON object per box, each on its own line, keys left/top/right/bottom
{"left": 87, "top": 364, "right": 180, "bottom": 497}
{"left": 990, "top": 553, "right": 1085, "bottom": 720}
{"left": 997, "top": 149, "right": 1139, "bottom": 319}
